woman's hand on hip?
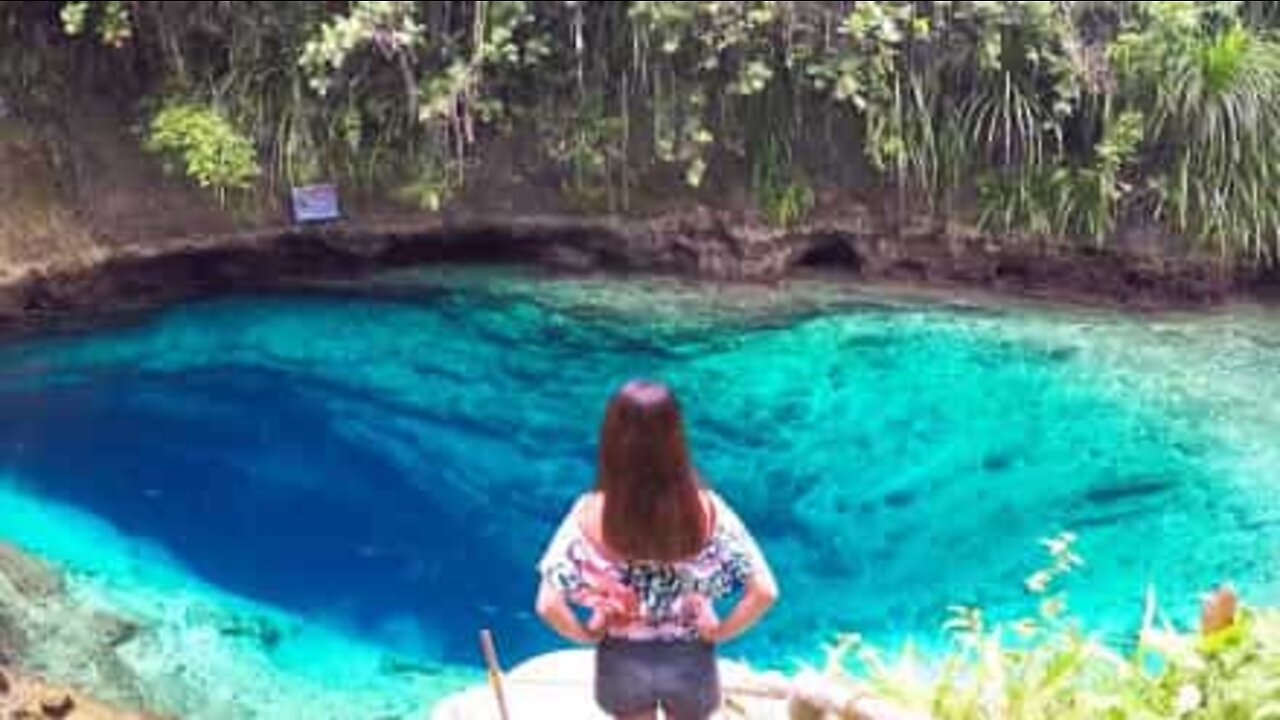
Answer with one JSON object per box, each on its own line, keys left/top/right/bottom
{"left": 586, "top": 609, "right": 617, "bottom": 640}
{"left": 688, "top": 594, "right": 721, "bottom": 643}
{"left": 696, "top": 614, "right": 720, "bottom": 643}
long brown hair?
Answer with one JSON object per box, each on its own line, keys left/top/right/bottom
{"left": 596, "top": 380, "right": 709, "bottom": 562}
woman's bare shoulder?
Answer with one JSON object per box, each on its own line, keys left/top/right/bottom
{"left": 578, "top": 491, "right": 604, "bottom": 540}
{"left": 702, "top": 488, "right": 729, "bottom": 515}
{"left": 578, "top": 490, "right": 602, "bottom": 513}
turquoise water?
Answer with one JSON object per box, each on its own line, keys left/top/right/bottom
{"left": 0, "top": 267, "right": 1277, "bottom": 717}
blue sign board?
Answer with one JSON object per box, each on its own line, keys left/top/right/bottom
{"left": 291, "top": 184, "right": 342, "bottom": 223}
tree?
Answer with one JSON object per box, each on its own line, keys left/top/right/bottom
{"left": 2, "top": 1, "right": 1277, "bottom": 261}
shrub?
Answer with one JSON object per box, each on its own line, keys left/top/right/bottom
{"left": 143, "top": 102, "right": 260, "bottom": 206}
{"left": 801, "top": 534, "right": 1280, "bottom": 720}
{"left": 751, "top": 136, "right": 815, "bottom": 228}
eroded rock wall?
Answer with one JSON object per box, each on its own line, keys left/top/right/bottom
{"left": 0, "top": 109, "right": 1257, "bottom": 334}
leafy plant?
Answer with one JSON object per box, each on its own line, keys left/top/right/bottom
{"left": 1062, "top": 110, "right": 1144, "bottom": 244}
{"left": 59, "top": 0, "right": 131, "bottom": 47}
{"left": 539, "top": 99, "right": 629, "bottom": 212}
{"left": 977, "top": 169, "right": 1062, "bottom": 239}
{"left": 980, "top": 109, "right": 1144, "bottom": 244}
{"left": 1114, "top": 3, "right": 1280, "bottom": 262}
{"left": 143, "top": 102, "right": 260, "bottom": 206}
{"left": 300, "top": 0, "right": 544, "bottom": 202}
{"left": 395, "top": 158, "right": 459, "bottom": 212}
{"left": 760, "top": 179, "right": 816, "bottom": 229}
{"left": 961, "top": 71, "right": 1053, "bottom": 172}
{"left": 750, "top": 135, "right": 814, "bottom": 228}
{"left": 790, "top": 534, "right": 1280, "bottom": 720}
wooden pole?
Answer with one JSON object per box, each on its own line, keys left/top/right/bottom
{"left": 478, "top": 629, "right": 512, "bottom": 720}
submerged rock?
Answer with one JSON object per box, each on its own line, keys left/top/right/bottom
{"left": 0, "top": 543, "right": 63, "bottom": 600}
{"left": 214, "top": 612, "right": 288, "bottom": 650}
{"left": 0, "top": 543, "right": 151, "bottom": 712}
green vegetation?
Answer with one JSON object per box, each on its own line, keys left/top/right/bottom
{"left": 751, "top": 136, "right": 815, "bottom": 228}
{"left": 143, "top": 102, "right": 260, "bottom": 206}
{"left": 803, "top": 535, "right": 1280, "bottom": 720}
{"left": 3, "top": 2, "right": 1280, "bottom": 259}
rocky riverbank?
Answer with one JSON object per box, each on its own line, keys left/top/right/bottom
{"left": 1, "top": 108, "right": 1268, "bottom": 335}
{"left": 0, "top": 206, "right": 1257, "bottom": 337}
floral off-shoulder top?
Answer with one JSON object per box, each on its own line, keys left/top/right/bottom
{"left": 537, "top": 491, "right": 767, "bottom": 641}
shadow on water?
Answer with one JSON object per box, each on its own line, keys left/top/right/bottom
{"left": 0, "top": 364, "right": 562, "bottom": 664}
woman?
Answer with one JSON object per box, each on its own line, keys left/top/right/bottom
{"left": 536, "top": 380, "right": 778, "bottom": 720}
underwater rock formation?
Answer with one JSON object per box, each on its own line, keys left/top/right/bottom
{"left": 0, "top": 543, "right": 150, "bottom": 712}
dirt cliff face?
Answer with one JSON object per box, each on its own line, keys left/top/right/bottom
{"left": 0, "top": 103, "right": 245, "bottom": 284}
{"left": 0, "top": 112, "right": 1257, "bottom": 336}
{"left": 0, "top": 119, "right": 97, "bottom": 284}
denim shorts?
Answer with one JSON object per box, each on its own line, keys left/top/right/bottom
{"left": 595, "top": 637, "right": 720, "bottom": 719}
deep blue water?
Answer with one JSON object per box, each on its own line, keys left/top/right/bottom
{"left": 0, "top": 365, "right": 538, "bottom": 660}
{"left": 0, "top": 268, "right": 1277, "bottom": 713}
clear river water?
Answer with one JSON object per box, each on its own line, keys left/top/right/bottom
{"left": 0, "top": 267, "right": 1276, "bottom": 718}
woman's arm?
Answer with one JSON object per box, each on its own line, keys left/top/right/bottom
{"left": 701, "top": 569, "right": 778, "bottom": 644}
{"left": 536, "top": 578, "right": 601, "bottom": 645}
{"left": 700, "top": 493, "right": 779, "bottom": 644}
{"left": 535, "top": 495, "right": 601, "bottom": 644}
